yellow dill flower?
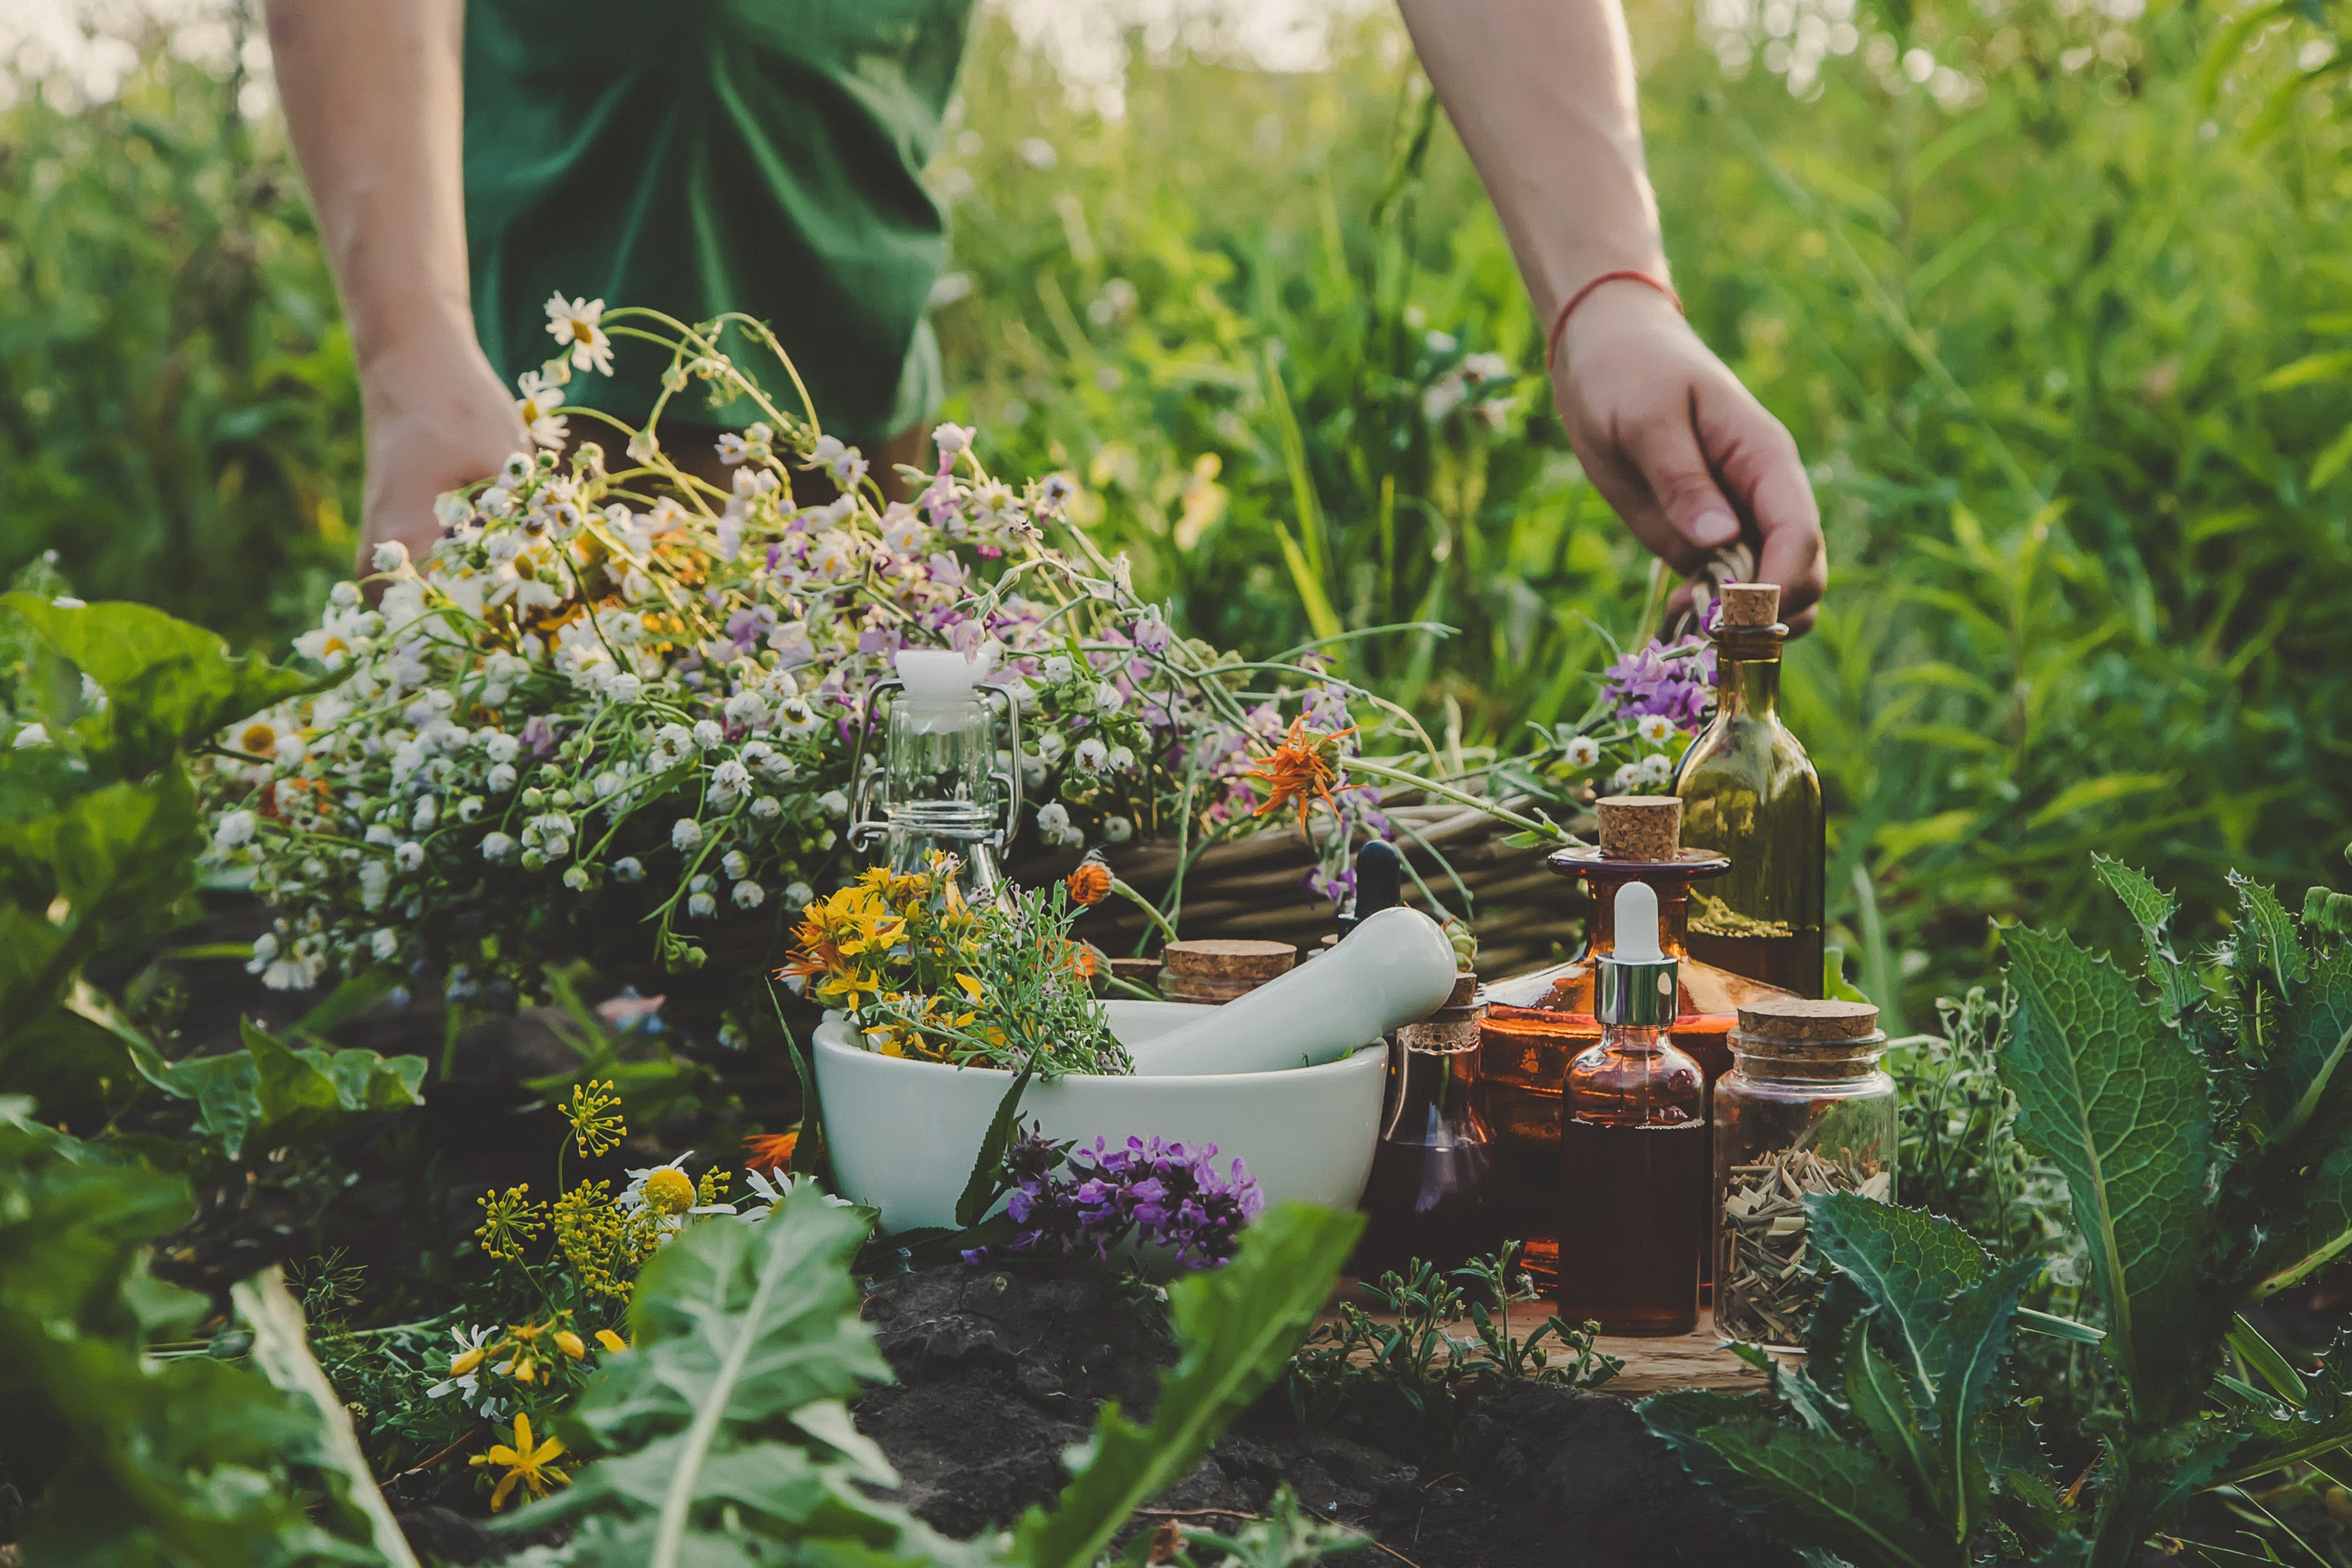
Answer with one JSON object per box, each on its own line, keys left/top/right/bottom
{"left": 475, "top": 1185, "right": 546, "bottom": 1262}
{"left": 469, "top": 1412, "right": 568, "bottom": 1510}
{"left": 562, "top": 1079, "right": 627, "bottom": 1158}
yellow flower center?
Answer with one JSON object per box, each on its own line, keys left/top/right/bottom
{"left": 240, "top": 722, "right": 277, "bottom": 754}
{"left": 644, "top": 1167, "right": 695, "bottom": 1215}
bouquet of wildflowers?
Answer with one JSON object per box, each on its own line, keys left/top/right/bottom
{"left": 780, "top": 855, "right": 1126, "bottom": 1075}
{"left": 202, "top": 302, "right": 1410, "bottom": 994}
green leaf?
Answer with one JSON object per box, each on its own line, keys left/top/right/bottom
{"left": 2002, "top": 925, "right": 2217, "bottom": 1422}
{"left": 2232, "top": 871, "right": 2310, "bottom": 993}
{"left": 1805, "top": 1194, "right": 1988, "bottom": 1397}
{"left": 1689, "top": 1413, "right": 1961, "bottom": 1568}
{"left": 1844, "top": 1331, "right": 1942, "bottom": 1519}
{"left": 2024, "top": 773, "right": 2171, "bottom": 831}
{"left": 2252, "top": 1115, "right": 2352, "bottom": 1298}
{"left": 2093, "top": 856, "right": 2202, "bottom": 1022}
{"left": 128, "top": 1020, "right": 425, "bottom": 1161}
{"left": 232, "top": 1268, "right": 422, "bottom": 1568}
{"left": 0, "top": 594, "right": 317, "bottom": 776}
{"left": 957, "top": 1059, "right": 1038, "bottom": 1228}
{"left": 2257, "top": 943, "right": 2352, "bottom": 1159}
{"left": 2309, "top": 421, "right": 2352, "bottom": 491}
{"left": 2259, "top": 349, "right": 2352, "bottom": 391}
{"left": 1932, "top": 1254, "right": 2043, "bottom": 1540}
{"left": 1009, "top": 1203, "right": 1363, "bottom": 1568}
{"left": 511, "top": 1177, "right": 986, "bottom": 1568}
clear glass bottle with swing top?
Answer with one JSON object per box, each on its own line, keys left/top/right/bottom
{"left": 1555, "top": 880, "right": 1707, "bottom": 1337}
{"left": 849, "top": 647, "right": 1022, "bottom": 898}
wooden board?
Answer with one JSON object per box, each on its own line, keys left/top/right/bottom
{"left": 1317, "top": 1279, "right": 1774, "bottom": 1396}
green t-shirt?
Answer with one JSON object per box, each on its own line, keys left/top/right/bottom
{"left": 462, "top": 0, "right": 972, "bottom": 442}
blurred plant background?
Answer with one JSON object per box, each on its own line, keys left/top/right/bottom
{"left": 4, "top": 0, "right": 2351, "bottom": 1027}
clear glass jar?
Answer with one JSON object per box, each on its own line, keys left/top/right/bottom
{"left": 1713, "top": 998, "right": 1895, "bottom": 1347}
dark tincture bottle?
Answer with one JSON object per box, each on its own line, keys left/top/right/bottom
{"left": 1355, "top": 974, "right": 1503, "bottom": 1278}
{"left": 1557, "top": 879, "right": 1706, "bottom": 1336}
{"left": 1673, "top": 582, "right": 1825, "bottom": 998}
{"left": 1478, "top": 797, "right": 1790, "bottom": 1291}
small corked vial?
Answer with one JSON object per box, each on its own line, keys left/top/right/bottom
{"left": 1595, "top": 795, "right": 1682, "bottom": 862}
{"left": 1715, "top": 581, "right": 1782, "bottom": 630}
{"left": 1713, "top": 995, "right": 1896, "bottom": 1346}
{"left": 1157, "top": 938, "right": 1298, "bottom": 1004}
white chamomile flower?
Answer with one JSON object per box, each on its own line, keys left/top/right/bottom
{"left": 1637, "top": 751, "right": 1675, "bottom": 787}
{"left": 1609, "top": 763, "right": 1641, "bottom": 794}
{"left": 594, "top": 771, "right": 622, "bottom": 799}
{"left": 711, "top": 759, "right": 752, "bottom": 801}
{"left": 672, "top": 819, "right": 704, "bottom": 851}
{"left": 394, "top": 841, "right": 425, "bottom": 872}
{"left": 1041, "top": 654, "right": 1074, "bottom": 685}
{"left": 817, "top": 790, "right": 849, "bottom": 818}
{"left": 1103, "top": 814, "right": 1134, "bottom": 844}
{"left": 1035, "top": 732, "right": 1066, "bottom": 765}
{"left": 411, "top": 795, "right": 439, "bottom": 832}
{"left": 732, "top": 880, "right": 765, "bottom": 909}
{"left": 544, "top": 292, "right": 614, "bottom": 376}
{"left": 932, "top": 421, "right": 974, "bottom": 457}
{"left": 482, "top": 731, "right": 521, "bottom": 764}
{"left": 1093, "top": 683, "right": 1126, "bottom": 716}
{"left": 1563, "top": 735, "right": 1601, "bottom": 769}
{"left": 609, "top": 672, "right": 642, "bottom": 704}
{"left": 1074, "top": 737, "right": 1108, "bottom": 772}
{"left": 481, "top": 833, "right": 518, "bottom": 862}
{"left": 613, "top": 856, "right": 645, "bottom": 883}
{"left": 10, "top": 723, "right": 45, "bottom": 749}
{"left": 486, "top": 762, "right": 518, "bottom": 793}
{"left": 688, "top": 891, "right": 717, "bottom": 919}
{"left": 563, "top": 865, "right": 592, "bottom": 891}
{"left": 214, "top": 810, "right": 257, "bottom": 850}
{"left": 785, "top": 881, "right": 814, "bottom": 909}
{"left": 751, "top": 795, "right": 781, "bottom": 819}
{"left": 370, "top": 928, "right": 400, "bottom": 960}
{"left": 371, "top": 540, "right": 409, "bottom": 573}
{"left": 1106, "top": 745, "right": 1136, "bottom": 773}
{"left": 692, "top": 720, "right": 724, "bottom": 750}
{"left": 1635, "top": 713, "right": 1677, "bottom": 745}
{"left": 721, "top": 850, "right": 749, "bottom": 880}
{"left": 515, "top": 369, "right": 569, "bottom": 450}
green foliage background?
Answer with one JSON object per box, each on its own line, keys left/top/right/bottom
{"left": 4, "top": 0, "right": 2350, "bottom": 1016}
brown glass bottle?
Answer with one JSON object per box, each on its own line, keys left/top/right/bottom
{"left": 1478, "top": 833, "right": 1792, "bottom": 1291}
{"left": 1355, "top": 978, "right": 1505, "bottom": 1278}
{"left": 1673, "top": 583, "right": 1825, "bottom": 999}
{"left": 1556, "top": 883, "right": 1706, "bottom": 1335}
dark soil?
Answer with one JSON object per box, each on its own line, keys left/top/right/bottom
{"left": 856, "top": 1264, "right": 1794, "bottom": 1568}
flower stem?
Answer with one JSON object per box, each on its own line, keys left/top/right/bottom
{"left": 1111, "top": 877, "right": 1181, "bottom": 949}
{"left": 1340, "top": 756, "right": 1581, "bottom": 845}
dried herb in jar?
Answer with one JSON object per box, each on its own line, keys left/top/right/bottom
{"left": 1716, "top": 1144, "right": 1891, "bottom": 1345}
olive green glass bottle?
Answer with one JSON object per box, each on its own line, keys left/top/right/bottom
{"left": 1671, "top": 583, "right": 1825, "bottom": 999}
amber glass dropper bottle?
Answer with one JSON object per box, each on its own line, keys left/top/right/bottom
{"left": 1673, "top": 582, "right": 1825, "bottom": 998}
{"left": 1557, "top": 879, "right": 1706, "bottom": 1336}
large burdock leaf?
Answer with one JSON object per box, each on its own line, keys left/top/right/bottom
{"left": 1, "top": 594, "right": 318, "bottom": 777}
{"left": 1687, "top": 1414, "right": 1962, "bottom": 1568}
{"left": 2003, "top": 925, "right": 2216, "bottom": 1422}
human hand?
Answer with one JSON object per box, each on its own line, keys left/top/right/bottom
{"left": 357, "top": 331, "right": 530, "bottom": 574}
{"left": 1550, "top": 283, "right": 1825, "bottom": 633}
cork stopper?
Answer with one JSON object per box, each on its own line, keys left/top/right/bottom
{"left": 1162, "top": 939, "right": 1297, "bottom": 981}
{"left": 1596, "top": 795, "right": 1682, "bottom": 862}
{"left": 1717, "top": 583, "right": 1781, "bottom": 629}
{"left": 1735, "top": 997, "right": 1880, "bottom": 1041}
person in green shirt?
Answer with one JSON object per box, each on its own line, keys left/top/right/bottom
{"left": 264, "top": 0, "right": 1826, "bottom": 631}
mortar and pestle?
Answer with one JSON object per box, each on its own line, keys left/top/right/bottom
{"left": 815, "top": 902, "right": 1461, "bottom": 1231}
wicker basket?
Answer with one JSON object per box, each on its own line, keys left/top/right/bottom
{"left": 1007, "top": 799, "right": 1595, "bottom": 983}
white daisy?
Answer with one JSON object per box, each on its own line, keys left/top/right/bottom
{"left": 544, "top": 293, "right": 614, "bottom": 376}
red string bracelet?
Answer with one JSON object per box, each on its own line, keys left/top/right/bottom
{"left": 1543, "top": 270, "right": 1683, "bottom": 372}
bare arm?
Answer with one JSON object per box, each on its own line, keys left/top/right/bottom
{"left": 266, "top": 0, "right": 525, "bottom": 569}
{"left": 1398, "top": 0, "right": 1826, "bottom": 631}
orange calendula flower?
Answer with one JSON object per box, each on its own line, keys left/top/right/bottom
{"left": 1246, "top": 716, "right": 1357, "bottom": 831}
{"left": 743, "top": 1130, "right": 799, "bottom": 1172}
{"left": 1066, "top": 859, "right": 1113, "bottom": 907}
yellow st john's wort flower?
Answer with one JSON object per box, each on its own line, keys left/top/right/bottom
{"left": 595, "top": 1328, "right": 629, "bottom": 1354}
{"left": 554, "top": 1330, "right": 586, "bottom": 1360}
{"left": 471, "top": 1412, "right": 569, "bottom": 1510}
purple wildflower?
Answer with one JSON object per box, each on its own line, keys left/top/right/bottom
{"left": 972, "top": 1130, "right": 1265, "bottom": 1270}
{"left": 1600, "top": 636, "right": 1716, "bottom": 730}
{"left": 519, "top": 715, "right": 557, "bottom": 756}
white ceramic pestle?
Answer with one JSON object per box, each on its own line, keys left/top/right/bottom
{"left": 1124, "top": 906, "right": 1459, "bottom": 1077}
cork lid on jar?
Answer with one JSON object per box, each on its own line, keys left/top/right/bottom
{"left": 1162, "top": 940, "right": 1298, "bottom": 981}
{"left": 1596, "top": 795, "right": 1681, "bottom": 861}
{"left": 1716, "top": 582, "right": 1781, "bottom": 628}
{"left": 1731, "top": 998, "right": 1886, "bottom": 1075}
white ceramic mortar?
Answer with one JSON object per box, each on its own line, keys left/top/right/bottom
{"left": 813, "top": 1000, "right": 1386, "bottom": 1233}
